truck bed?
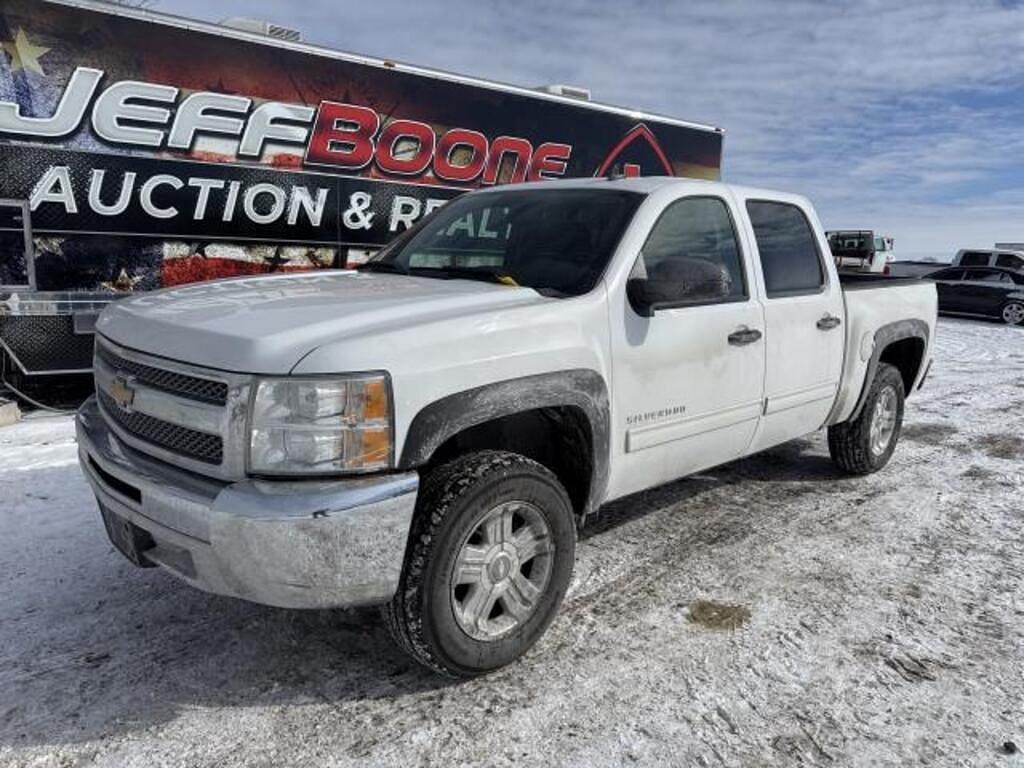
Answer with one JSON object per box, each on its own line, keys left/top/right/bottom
{"left": 838, "top": 272, "right": 925, "bottom": 289}
{"left": 888, "top": 261, "right": 950, "bottom": 278}
{"left": 828, "top": 275, "right": 938, "bottom": 425}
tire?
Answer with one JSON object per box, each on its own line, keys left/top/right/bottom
{"left": 1001, "top": 300, "right": 1024, "bottom": 326}
{"left": 828, "top": 362, "right": 905, "bottom": 475}
{"left": 385, "top": 450, "right": 576, "bottom": 677}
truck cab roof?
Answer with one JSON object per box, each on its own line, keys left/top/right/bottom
{"left": 473, "top": 176, "right": 814, "bottom": 208}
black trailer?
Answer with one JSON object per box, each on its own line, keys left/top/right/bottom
{"left": 0, "top": 0, "right": 723, "bottom": 379}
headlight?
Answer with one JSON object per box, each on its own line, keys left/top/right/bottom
{"left": 248, "top": 374, "right": 392, "bottom": 475}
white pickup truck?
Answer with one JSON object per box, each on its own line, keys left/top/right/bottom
{"left": 76, "top": 177, "right": 937, "bottom": 676}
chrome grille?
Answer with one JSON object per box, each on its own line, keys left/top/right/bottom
{"left": 96, "top": 344, "right": 228, "bottom": 405}
{"left": 93, "top": 338, "right": 250, "bottom": 480}
{"left": 98, "top": 389, "right": 224, "bottom": 465}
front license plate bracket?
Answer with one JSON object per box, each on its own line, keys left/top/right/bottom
{"left": 99, "top": 504, "right": 157, "bottom": 568}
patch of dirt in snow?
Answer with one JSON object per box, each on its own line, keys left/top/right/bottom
{"left": 1, "top": 318, "right": 1022, "bottom": 768}
{"left": 976, "top": 432, "right": 1024, "bottom": 460}
{"left": 900, "top": 420, "right": 959, "bottom": 444}
{"left": 686, "top": 600, "right": 752, "bottom": 631}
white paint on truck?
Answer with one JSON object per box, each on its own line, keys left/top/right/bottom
{"left": 78, "top": 176, "right": 938, "bottom": 675}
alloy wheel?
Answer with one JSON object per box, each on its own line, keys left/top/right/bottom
{"left": 1002, "top": 302, "right": 1024, "bottom": 325}
{"left": 869, "top": 385, "right": 898, "bottom": 456}
{"left": 450, "top": 500, "right": 554, "bottom": 641}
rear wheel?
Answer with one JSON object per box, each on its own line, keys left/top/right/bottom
{"left": 1001, "top": 300, "right": 1024, "bottom": 326}
{"left": 828, "top": 362, "right": 905, "bottom": 475}
{"left": 385, "top": 450, "right": 576, "bottom": 677}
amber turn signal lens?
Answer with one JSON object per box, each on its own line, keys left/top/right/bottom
{"left": 357, "top": 427, "right": 391, "bottom": 466}
{"left": 362, "top": 378, "right": 389, "bottom": 421}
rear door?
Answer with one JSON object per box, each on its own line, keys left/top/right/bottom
{"left": 741, "top": 197, "right": 845, "bottom": 453}
{"left": 962, "top": 269, "right": 1013, "bottom": 315}
{"left": 0, "top": 200, "right": 33, "bottom": 288}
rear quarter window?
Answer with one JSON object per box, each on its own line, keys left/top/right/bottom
{"left": 746, "top": 201, "right": 825, "bottom": 298}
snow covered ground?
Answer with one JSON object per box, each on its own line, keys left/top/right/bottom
{"left": 1, "top": 317, "right": 1021, "bottom": 768}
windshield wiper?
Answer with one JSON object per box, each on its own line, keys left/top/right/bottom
{"left": 357, "top": 261, "right": 409, "bottom": 275}
{"left": 408, "top": 266, "right": 518, "bottom": 286}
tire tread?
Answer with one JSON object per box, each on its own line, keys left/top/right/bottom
{"left": 828, "top": 362, "right": 905, "bottom": 475}
{"left": 384, "top": 450, "right": 566, "bottom": 677}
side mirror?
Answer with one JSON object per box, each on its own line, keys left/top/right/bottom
{"left": 627, "top": 272, "right": 731, "bottom": 317}
{"left": 626, "top": 277, "right": 667, "bottom": 318}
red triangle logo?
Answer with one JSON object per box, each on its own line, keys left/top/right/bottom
{"left": 596, "top": 124, "right": 674, "bottom": 177}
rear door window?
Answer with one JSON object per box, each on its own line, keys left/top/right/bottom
{"left": 959, "top": 251, "right": 991, "bottom": 267}
{"left": 746, "top": 201, "right": 825, "bottom": 298}
{"left": 966, "top": 270, "right": 1011, "bottom": 283}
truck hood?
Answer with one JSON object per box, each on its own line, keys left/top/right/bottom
{"left": 96, "top": 271, "right": 547, "bottom": 373}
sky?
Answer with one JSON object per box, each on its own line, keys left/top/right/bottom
{"left": 154, "top": 0, "right": 1024, "bottom": 260}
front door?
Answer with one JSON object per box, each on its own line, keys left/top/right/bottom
{"left": 741, "top": 198, "right": 845, "bottom": 453}
{"left": 931, "top": 268, "right": 966, "bottom": 313}
{"left": 608, "top": 194, "right": 765, "bottom": 499}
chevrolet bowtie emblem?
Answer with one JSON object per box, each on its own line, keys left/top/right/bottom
{"left": 110, "top": 373, "right": 136, "bottom": 411}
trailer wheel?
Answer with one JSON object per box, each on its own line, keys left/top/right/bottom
{"left": 828, "top": 362, "right": 905, "bottom": 475}
{"left": 384, "top": 450, "right": 576, "bottom": 677}
{"left": 1001, "top": 301, "right": 1024, "bottom": 326}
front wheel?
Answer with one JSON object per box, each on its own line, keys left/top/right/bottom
{"left": 1001, "top": 300, "right": 1024, "bottom": 326}
{"left": 384, "top": 450, "right": 576, "bottom": 677}
{"left": 828, "top": 362, "right": 905, "bottom": 475}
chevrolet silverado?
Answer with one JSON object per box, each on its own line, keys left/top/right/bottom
{"left": 77, "top": 177, "right": 938, "bottom": 676}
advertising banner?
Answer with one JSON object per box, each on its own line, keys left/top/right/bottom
{"left": 0, "top": 0, "right": 722, "bottom": 291}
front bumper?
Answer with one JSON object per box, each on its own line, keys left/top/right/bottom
{"left": 76, "top": 396, "right": 418, "bottom": 609}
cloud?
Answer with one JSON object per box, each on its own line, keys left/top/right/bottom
{"left": 156, "top": 0, "right": 1024, "bottom": 259}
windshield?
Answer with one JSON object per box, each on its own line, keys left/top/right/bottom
{"left": 366, "top": 188, "right": 643, "bottom": 296}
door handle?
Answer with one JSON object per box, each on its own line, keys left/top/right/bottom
{"left": 728, "top": 327, "right": 762, "bottom": 346}
{"left": 817, "top": 314, "right": 842, "bottom": 330}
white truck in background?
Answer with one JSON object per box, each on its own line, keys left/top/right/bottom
{"left": 952, "top": 248, "right": 1024, "bottom": 272}
{"left": 891, "top": 246, "right": 1024, "bottom": 279}
{"left": 76, "top": 177, "right": 937, "bottom": 676}
{"left": 826, "top": 230, "right": 896, "bottom": 274}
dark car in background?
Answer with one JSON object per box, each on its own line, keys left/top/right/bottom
{"left": 924, "top": 266, "right": 1024, "bottom": 325}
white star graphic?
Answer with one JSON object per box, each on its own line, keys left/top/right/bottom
{"left": 2, "top": 28, "right": 51, "bottom": 76}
